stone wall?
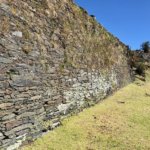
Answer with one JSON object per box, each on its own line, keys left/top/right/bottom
{"left": 0, "top": 0, "right": 132, "bottom": 149}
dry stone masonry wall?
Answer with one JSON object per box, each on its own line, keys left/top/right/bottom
{"left": 0, "top": 0, "right": 132, "bottom": 149}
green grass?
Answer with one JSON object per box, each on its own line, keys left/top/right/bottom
{"left": 22, "top": 71, "right": 150, "bottom": 150}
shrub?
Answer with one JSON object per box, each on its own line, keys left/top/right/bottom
{"left": 0, "top": 17, "right": 9, "bottom": 34}
{"left": 141, "top": 41, "right": 150, "bottom": 53}
{"left": 22, "top": 45, "right": 32, "bottom": 54}
{"left": 135, "top": 63, "right": 146, "bottom": 76}
{"left": 90, "top": 15, "right": 95, "bottom": 18}
{"left": 126, "top": 45, "right": 131, "bottom": 50}
{"left": 79, "top": 6, "right": 88, "bottom": 14}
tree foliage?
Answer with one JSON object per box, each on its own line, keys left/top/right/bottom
{"left": 141, "top": 41, "right": 150, "bottom": 53}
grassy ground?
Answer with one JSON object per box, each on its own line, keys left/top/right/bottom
{"left": 22, "top": 71, "right": 150, "bottom": 150}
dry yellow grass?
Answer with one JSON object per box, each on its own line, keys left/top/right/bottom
{"left": 22, "top": 71, "right": 150, "bottom": 150}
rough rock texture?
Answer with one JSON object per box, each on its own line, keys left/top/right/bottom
{"left": 0, "top": 0, "right": 132, "bottom": 149}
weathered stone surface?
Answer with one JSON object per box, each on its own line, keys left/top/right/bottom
{"left": 0, "top": 132, "right": 4, "bottom": 140}
{"left": 12, "top": 31, "right": 23, "bottom": 38}
{"left": 0, "top": 103, "right": 13, "bottom": 110}
{"left": 0, "top": 3, "right": 10, "bottom": 11}
{"left": 5, "top": 124, "right": 32, "bottom": 136}
{"left": 0, "top": 0, "right": 132, "bottom": 149}
{"left": 2, "top": 113, "right": 15, "bottom": 121}
{"left": 57, "top": 102, "right": 76, "bottom": 115}
{"left": 0, "top": 82, "right": 8, "bottom": 89}
{"left": 30, "top": 95, "right": 41, "bottom": 100}
{"left": 10, "top": 79, "right": 35, "bottom": 87}
{"left": 0, "top": 57, "right": 13, "bottom": 64}
{"left": 5, "top": 120, "right": 23, "bottom": 131}
{"left": 16, "top": 112, "right": 36, "bottom": 119}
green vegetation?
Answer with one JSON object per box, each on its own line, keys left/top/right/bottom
{"left": 22, "top": 45, "right": 32, "bottom": 54}
{"left": 135, "top": 62, "right": 146, "bottom": 76}
{"left": 0, "top": 16, "right": 9, "bottom": 34}
{"left": 22, "top": 71, "right": 150, "bottom": 150}
{"left": 141, "top": 41, "right": 150, "bottom": 53}
{"left": 79, "top": 6, "right": 88, "bottom": 14}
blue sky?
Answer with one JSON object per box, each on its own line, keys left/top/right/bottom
{"left": 75, "top": 0, "right": 150, "bottom": 50}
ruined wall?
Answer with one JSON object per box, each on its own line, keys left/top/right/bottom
{"left": 0, "top": 0, "right": 132, "bottom": 149}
